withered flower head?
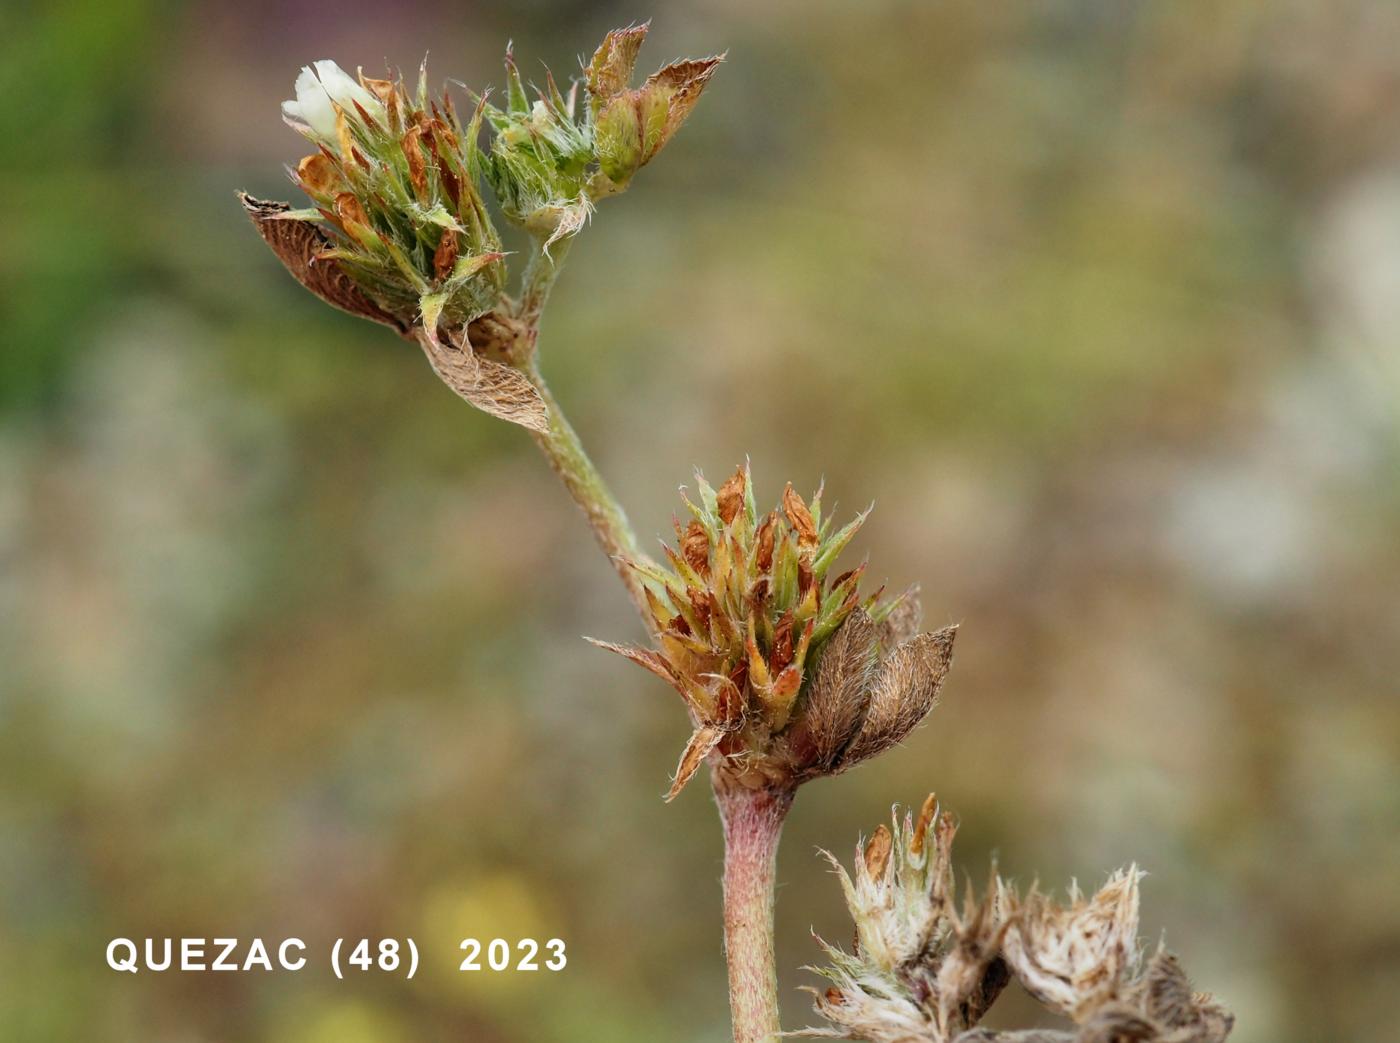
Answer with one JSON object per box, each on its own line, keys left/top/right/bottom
{"left": 799, "top": 798, "right": 1234, "bottom": 1043}
{"left": 589, "top": 464, "right": 956, "bottom": 800}
{"left": 997, "top": 868, "right": 1144, "bottom": 1022}
{"left": 800, "top": 796, "right": 1010, "bottom": 1043}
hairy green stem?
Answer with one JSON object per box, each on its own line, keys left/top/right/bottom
{"left": 715, "top": 781, "right": 793, "bottom": 1043}
{"left": 522, "top": 361, "right": 655, "bottom": 623}
{"left": 515, "top": 237, "right": 789, "bottom": 1040}
{"left": 517, "top": 236, "right": 571, "bottom": 327}
{"left": 511, "top": 238, "right": 656, "bottom": 626}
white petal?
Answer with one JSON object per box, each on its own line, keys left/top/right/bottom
{"left": 280, "top": 99, "right": 307, "bottom": 127}
{"left": 286, "top": 63, "right": 338, "bottom": 138}
{"left": 311, "top": 60, "right": 383, "bottom": 121}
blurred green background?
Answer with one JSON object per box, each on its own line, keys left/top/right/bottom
{"left": 3, "top": 1, "right": 1398, "bottom": 1040}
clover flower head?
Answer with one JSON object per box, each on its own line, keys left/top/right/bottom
{"left": 244, "top": 28, "right": 722, "bottom": 433}
{"left": 590, "top": 465, "right": 955, "bottom": 800}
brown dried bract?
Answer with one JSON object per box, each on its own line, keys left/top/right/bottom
{"left": 783, "top": 483, "right": 819, "bottom": 548}
{"left": 755, "top": 511, "right": 777, "bottom": 571}
{"left": 295, "top": 153, "right": 341, "bottom": 196}
{"left": 717, "top": 465, "right": 746, "bottom": 526}
{"left": 433, "top": 229, "right": 460, "bottom": 280}
{"left": 863, "top": 824, "right": 893, "bottom": 879}
{"left": 880, "top": 586, "right": 924, "bottom": 649}
{"left": 586, "top": 22, "right": 650, "bottom": 107}
{"left": 643, "top": 56, "right": 724, "bottom": 143}
{"left": 682, "top": 520, "right": 711, "bottom": 576}
{"left": 334, "top": 191, "right": 370, "bottom": 231}
{"left": 668, "top": 724, "right": 725, "bottom": 802}
{"left": 911, "top": 791, "right": 939, "bottom": 856}
{"left": 402, "top": 125, "right": 429, "bottom": 197}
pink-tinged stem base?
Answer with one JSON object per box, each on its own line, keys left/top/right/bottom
{"left": 715, "top": 781, "right": 794, "bottom": 1043}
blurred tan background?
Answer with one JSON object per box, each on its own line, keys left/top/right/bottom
{"left": 3, "top": 1, "right": 1399, "bottom": 1040}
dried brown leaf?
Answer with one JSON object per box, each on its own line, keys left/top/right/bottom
{"left": 587, "top": 23, "right": 650, "bottom": 106}
{"left": 584, "top": 638, "right": 715, "bottom": 724}
{"left": 643, "top": 55, "right": 724, "bottom": 147}
{"left": 584, "top": 638, "right": 675, "bottom": 686}
{"left": 239, "top": 194, "right": 407, "bottom": 332}
{"left": 418, "top": 331, "right": 549, "bottom": 432}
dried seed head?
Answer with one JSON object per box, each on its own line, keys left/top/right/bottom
{"left": 801, "top": 798, "right": 1009, "bottom": 1042}
{"left": 835, "top": 625, "right": 956, "bottom": 771}
{"left": 799, "top": 801, "right": 1234, "bottom": 1043}
{"left": 787, "top": 607, "right": 879, "bottom": 773}
{"left": 252, "top": 60, "right": 514, "bottom": 419}
{"left": 998, "top": 868, "right": 1144, "bottom": 1021}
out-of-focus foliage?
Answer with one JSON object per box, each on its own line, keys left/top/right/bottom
{"left": 1, "top": 2, "right": 1398, "bottom": 1041}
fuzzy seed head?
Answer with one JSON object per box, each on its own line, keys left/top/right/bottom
{"left": 799, "top": 800, "right": 1234, "bottom": 1043}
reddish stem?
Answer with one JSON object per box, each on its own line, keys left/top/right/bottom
{"left": 714, "top": 780, "right": 795, "bottom": 1043}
